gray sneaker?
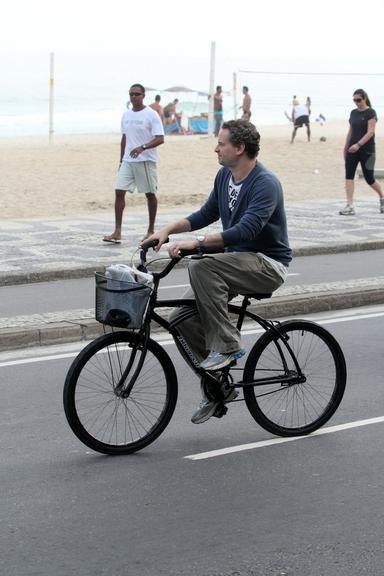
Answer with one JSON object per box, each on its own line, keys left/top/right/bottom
{"left": 339, "top": 204, "right": 355, "bottom": 216}
{"left": 191, "top": 383, "right": 239, "bottom": 424}
{"left": 380, "top": 198, "right": 384, "bottom": 214}
{"left": 191, "top": 396, "right": 220, "bottom": 424}
{"left": 199, "top": 349, "right": 246, "bottom": 371}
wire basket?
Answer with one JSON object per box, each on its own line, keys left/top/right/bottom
{"left": 95, "top": 272, "right": 152, "bottom": 329}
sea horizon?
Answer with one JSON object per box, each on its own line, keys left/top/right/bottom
{"left": 1, "top": 72, "right": 383, "bottom": 138}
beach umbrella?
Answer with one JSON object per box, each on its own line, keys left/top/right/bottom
{"left": 163, "top": 85, "right": 197, "bottom": 93}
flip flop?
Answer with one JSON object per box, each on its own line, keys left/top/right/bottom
{"left": 103, "top": 237, "right": 121, "bottom": 244}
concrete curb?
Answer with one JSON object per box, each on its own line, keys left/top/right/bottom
{"left": 2, "top": 285, "right": 384, "bottom": 352}
{"left": 292, "top": 240, "right": 384, "bottom": 257}
{"left": 2, "top": 240, "right": 384, "bottom": 287}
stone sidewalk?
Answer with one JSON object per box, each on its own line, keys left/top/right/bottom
{"left": 1, "top": 198, "right": 384, "bottom": 351}
{"left": 1, "top": 198, "right": 384, "bottom": 285}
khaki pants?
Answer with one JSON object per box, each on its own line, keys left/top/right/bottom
{"left": 169, "top": 252, "right": 285, "bottom": 362}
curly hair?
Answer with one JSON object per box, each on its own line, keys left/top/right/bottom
{"left": 221, "top": 120, "right": 260, "bottom": 159}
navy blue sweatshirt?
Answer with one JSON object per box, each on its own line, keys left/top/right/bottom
{"left": 187, "top": 162, "right": 292, "bottom": 267}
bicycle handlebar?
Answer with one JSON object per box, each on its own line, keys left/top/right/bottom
{"left": 139, "top": 239, "right": 201, "bottom": 280}
{"left": 140, "top": 238, "right": 161, "bottom": 252}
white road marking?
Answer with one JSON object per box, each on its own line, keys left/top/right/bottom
{"left": 159, "top": 283, "right": 189, "bottom": 290}
{"left": 0, "top": 351, "right": 85, "bottom": 368}
{"left": 318, "top": 312, "right": 384, "bottom": 325}
{"left": 1, "top": 308, "right": 384, "bottom": 368}
{"left": 184, "top": 416, "right": 384, "bottom": 461}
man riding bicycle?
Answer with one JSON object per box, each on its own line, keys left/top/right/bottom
{"left": 146, "top": 120, "right": 292, "bottom": 423}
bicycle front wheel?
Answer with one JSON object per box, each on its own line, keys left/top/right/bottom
{"left": 243, "top": 320, "right": 346, "bottom": 436}
{"left": 63, "top": 331, "right": 178, "bottom": 454}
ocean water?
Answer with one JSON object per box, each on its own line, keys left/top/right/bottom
{"left": 1, "top": 71, "right": 384, "bottom": 137}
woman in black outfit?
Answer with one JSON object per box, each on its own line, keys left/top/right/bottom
{"left": 339, "top": 88, "right": 384, "bottom": 215}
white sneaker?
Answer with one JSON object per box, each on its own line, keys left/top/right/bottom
{"left": 191, "top": 384, "right": 239, "bottom": 424}
{"left": 199, "top": 349, "right": 246, "bottom": 371}
{"left": 339, "top": 204, "right": 356, "bottom": 216}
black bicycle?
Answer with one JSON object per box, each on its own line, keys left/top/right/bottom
{"left": 63, "top": 241, "right": 347, "bottom": 455}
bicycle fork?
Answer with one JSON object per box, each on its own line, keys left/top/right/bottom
{"left": 111, "top": 334, "right": 149, "bottom": 398}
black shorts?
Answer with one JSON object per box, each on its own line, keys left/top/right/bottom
{"left": 294, "top": 115, "right": 309, "bottom": 127}
{"left": 345, "top": 149, "right": 376, "bottom": 184}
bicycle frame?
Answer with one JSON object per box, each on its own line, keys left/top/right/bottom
{"left": 135, "top": 252, "right": 305, "bottom": 392}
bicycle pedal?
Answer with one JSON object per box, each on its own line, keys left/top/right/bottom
{"left": 213, "top": 404, "right": 228, "bottom": 418}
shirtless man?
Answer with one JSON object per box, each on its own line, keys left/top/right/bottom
{"left": 241, "top": 86, "right": 252, "bottom": 121}
{"left": 213, "top": 85, "right": 223, "bottom": 136}
{"left": 150, "top": 94, "right": 164, "bottom": 123}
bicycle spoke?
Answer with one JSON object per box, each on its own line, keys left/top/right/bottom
{"left": 64, "top": 333, "right": 177, "bottom": 453}
{"left": 244, "top": 321, "right": 346, "bottom": 435}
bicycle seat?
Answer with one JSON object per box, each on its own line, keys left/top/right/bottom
{"left": 241, "top": 292, "right": 272, "bottom": 300}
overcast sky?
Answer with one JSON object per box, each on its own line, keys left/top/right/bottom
{"left": 2, "top": 0, "right": 383, "bottom": 93}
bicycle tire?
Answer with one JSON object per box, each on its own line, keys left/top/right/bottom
{"left": 243, "top": 320, "right": 346, "bottom": 436}
{"left": 63, "top": 331, "right": 178, "bottom": 454}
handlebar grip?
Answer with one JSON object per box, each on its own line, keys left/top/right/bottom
{"left": 178, "top": 249, "right": 199, "bottom": 257}
{"left": 141, "top": 238, "right": 160, "bottom": 251}
{"left": 140, "top": 237, "right": 171, "bottom": 252}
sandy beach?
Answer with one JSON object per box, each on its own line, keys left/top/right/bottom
{"left": 1, "top": 120, "right": 384, "bottom": 220}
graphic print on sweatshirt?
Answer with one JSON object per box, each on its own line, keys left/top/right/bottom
{"left": 228, "top": 176, "right": 243, "bottom": 212}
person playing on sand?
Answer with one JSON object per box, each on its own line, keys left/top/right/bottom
{"left": 305, "top": 96, "right": 312, "bottom": 115}
{"left": 290, "top": 98, "right": 310, "bottom": 143}
{"left": 103, "top": 83, "right": 164, "bottom": 243}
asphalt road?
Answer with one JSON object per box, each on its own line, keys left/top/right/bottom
{"left": 1, "top": 305, "right": 384, "bottom": 575}
{"left": 1, "top": 249, "right": 383, "bottom": 318}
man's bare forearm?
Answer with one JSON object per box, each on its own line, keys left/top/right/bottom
{"left": 162, "top": 218, "right": 192, "bottom": 236}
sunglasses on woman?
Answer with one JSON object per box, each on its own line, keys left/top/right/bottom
{"left": 353, "top": 97, "right": 363, "bottom": 103}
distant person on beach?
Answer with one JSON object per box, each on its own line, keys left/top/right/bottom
{"left": 339, "top": 88, "right": 384, "bottom": 216}
{"left": 175, "top": 106, "right": 185, "bottom": 134}
{"left": 213, "top": 85, "right": 223, "bottom": 136}
{"left": 150, "top": 94, "right": 164, "bottom": 123}
{"left": 305, "top": 96, "right": 312, "bottom": 115}
{"left": 163, "top": 99, "right": 180, "bottom": 134}
{"left": 144, "top": 119, "right": 291, "bottom": 424}
{"left": 103, "top": 83, "right": 164, "bottom": 243}
{"left": 240, "top": 86, "right": 252, "bottom": 120}
{"left": 290, "top": 98, "right": 311, "bottom": 143}
{"left": 315, "top": 113, "right": 326, "bottom": 126}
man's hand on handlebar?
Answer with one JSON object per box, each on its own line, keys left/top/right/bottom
{"left": 141, "top": 230, "right": 169, "bottom": 252}
{"left": 167, "top": 240, "right": 198, "bottom": 259}
{"left": 141, "top": 234, "right": 199, "bottom": 259}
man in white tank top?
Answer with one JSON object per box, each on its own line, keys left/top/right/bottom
{"left": 291, "top": 98, "right": 311, "bottom": 143}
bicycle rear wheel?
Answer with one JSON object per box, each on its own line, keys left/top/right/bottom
{"left": 243, "top": 320, "right": 346, "bottom": 436}
{"left": 63, "top": 331, "right": 178, "bottom": 454}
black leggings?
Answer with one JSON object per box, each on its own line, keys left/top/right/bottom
{"left": 345, "top": 149, "right": 376, "bottom": 185}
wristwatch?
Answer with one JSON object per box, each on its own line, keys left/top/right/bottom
{"left": 196, "top": 235, "right": 206, "bottom": 254}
